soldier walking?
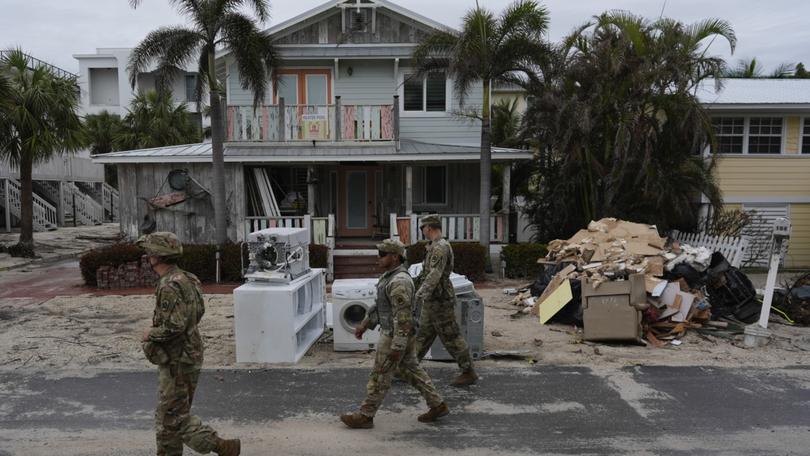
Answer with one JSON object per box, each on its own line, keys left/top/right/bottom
{"left": 138, "top": 232, "right": 241, "bottom": 456}
{"left": 414, "top": 215, "right": 479, "bottom": 386}
{"left": 340, "top": 239, "right": 449, "bottom": 429}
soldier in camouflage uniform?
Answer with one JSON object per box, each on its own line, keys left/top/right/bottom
{"left": 340, "top": 239, "right": 449, "bottom": 429}
{"left": 414, "top": 215, "right": 479, "bottom": 386}
{"left": 137, "top": 232, "right": 241, "bottom": 456}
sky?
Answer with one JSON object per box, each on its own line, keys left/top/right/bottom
{"left": 2, "top": 0, "right": 808, "bottom": 75}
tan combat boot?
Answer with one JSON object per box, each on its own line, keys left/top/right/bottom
{"left": 451, "top": 369, "right": 479, "bottom": 387}
{"left": 418, "top": 402, "right": 449, "bottom": 423}
{"left": 340, "top": 412, "right": 374, "bottom": 429}
{"left": 215, "top": 437, "right": 241, "bottom": 456}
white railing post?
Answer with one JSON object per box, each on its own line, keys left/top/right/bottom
{"left": 389, "top": 213, "right": 399, "bottom": 241}
{"left": 327, "top": 213, "right": 336, "bottom": 282}
{"left": 410, "top": 213, "right": 418, "bottom": 244}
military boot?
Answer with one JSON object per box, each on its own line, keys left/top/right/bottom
{"left": 450, "top": 368, "right": 479, "bottom": 387}
{"left": 214, "top": 437, "right": 241, "bottom": 456}
{"left": 417, "top": 402, "right": 449, "bottom": 423}
{"left": 340, "top": 412, "right": 374, "bottom": 429}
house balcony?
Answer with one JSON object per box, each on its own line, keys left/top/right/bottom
{"left": 226, "top": 96, "right": 399, "bottom": 143}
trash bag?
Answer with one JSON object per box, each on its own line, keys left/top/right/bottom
{"left": 706, "top": 252, "right": 759, "bottom": 323}
{"left": 782, "top": 273, "right": 810, "bottom": 326}
{"left": 665, "top": 263, "right": 705, "bottom": 289}
{"left": 530, "top": 263, "right": 568, "bottom": 297}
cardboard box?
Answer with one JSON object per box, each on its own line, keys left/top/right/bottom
{"left": 582, "top": 274, "right": 645, "bottom": 343}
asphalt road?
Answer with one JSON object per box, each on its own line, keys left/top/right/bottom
{"left": 2, "top": 365, "right": 810, "bottom": 455}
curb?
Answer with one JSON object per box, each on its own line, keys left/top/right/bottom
{"left": 0, "top": 252, "right": 81, "bottom": 272}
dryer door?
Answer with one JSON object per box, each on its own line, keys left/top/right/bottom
{"left": 340, "top": 300, "right": 371, "bottom": 333}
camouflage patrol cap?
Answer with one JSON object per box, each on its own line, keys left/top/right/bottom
{"left": 419, "top": 214, "right": 442, "bottom": 229}
{"left": 136, "top": 232, "right": 183, "bottom": 258}
{"left": 376, "top": 239, "right": 406, "bottom": 257}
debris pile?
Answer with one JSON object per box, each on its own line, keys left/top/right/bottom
{"left": 510, "top": 218, "right": 759, "bottom": 346}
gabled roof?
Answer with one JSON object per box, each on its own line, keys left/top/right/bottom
{"left": 91, "top": 140, "right": 531, "bottom": 164}
{"left": 265, "top": 0, "right": 454, "bottom": 37}
{"left": 697, "top": 79, "right": 810, "bottom": 108}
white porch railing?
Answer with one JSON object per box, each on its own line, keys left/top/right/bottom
{"left": 61, "top": 182, "right": 104, "bottom": 226}
{"left": 102, "top": 183, "right": 119, "bottom": 222}
{"left": 390, "top": 213, "right": 507, "bottom": 245}
{"left": 670, "top": 230, "right": 749, "bottom": 269}
{"left": 1, "top": 178, "right": 58, "bottom": 231}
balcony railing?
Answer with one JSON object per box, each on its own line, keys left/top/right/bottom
{"left": 227, "top": 96, "right": 399, "bottom": 143}
{"left": 390, "top": 213, "right": 507, "bottom": 245}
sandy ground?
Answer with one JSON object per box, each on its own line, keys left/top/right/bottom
{"left": 0, "top": 224, "right": 121, "bottom": 270}
{"left": 2, "top": 281, "right": 809, "bottom": 376}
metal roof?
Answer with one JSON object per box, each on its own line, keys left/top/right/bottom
{"left": 91, "top": 140, "right": 532, "bottom": 164}
{"left": 697, "top": 79, "right": 810, "bottom": 106}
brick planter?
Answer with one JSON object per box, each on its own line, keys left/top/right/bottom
{"left": 96, "top": 257, "right": 158, "bottom": 289}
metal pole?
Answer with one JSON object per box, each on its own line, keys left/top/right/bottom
{"left": 216, "top": 245, "right": 221, "bottom": 284}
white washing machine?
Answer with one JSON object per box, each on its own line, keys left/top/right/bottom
{"left": 332, "top": 278, "right": 380, "bottom": 351}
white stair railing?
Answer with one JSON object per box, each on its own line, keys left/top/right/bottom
{"left": 101, "top": 183, "right": 119, "bottom": 222}
{"left": 60, "top": 182, "right": 104, "bottom": 226}
{"left": 2, "top": 178, "right": 58, "bottom": 231}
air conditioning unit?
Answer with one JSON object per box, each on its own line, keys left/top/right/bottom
{"left": 244, "top": 227, "right": 310, "bottom": 283}
{"left": 234, "top": 268, "right": 326, "bottom": 363}
{"left": 424, "top": 291, "right": 485, "bottom": 361}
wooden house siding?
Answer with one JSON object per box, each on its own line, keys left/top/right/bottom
{"left": 274, "top": 9, "right": 431, "bottom": 45}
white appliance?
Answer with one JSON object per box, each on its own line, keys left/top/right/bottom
{"left": 234, "top": 268, "right": 326, "bottom": 363}
{"left": 332, "top": 278, "right": 380, "bottom": 351}
{"left": 244, "top": 227, "right": 310, "bottom": 283}
{"left": 424, "top": 292, "right": 485, "bottom": 361}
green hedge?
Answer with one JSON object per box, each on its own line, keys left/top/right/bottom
{"left": 406, "top": 241, "right": 487, "bottom": 282}
{"left": 80, "top": 242, "right": 330, "bottom": 286}
{"left": 79, "top": 243, "right": 143, "bottom": 286}
{"left": 501, "top": 243, "right": 548, "bottom": 279}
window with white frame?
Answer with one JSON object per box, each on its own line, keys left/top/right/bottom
{"left": 712, "top": 117, "right": 744, "bottom": 154}
{"left": 711, "top": 116, "right": 784, "bottom": 154}
{"left": 747, "top": 117, "right": 782, "bottom": 154}
{"left": 803, "top": 118, "right": 810, "bottom": 154}
{"left": 403, "top": 72, "right": 447, "bottom": 112}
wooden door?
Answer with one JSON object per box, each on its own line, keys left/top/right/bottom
{"left": 337, "top": 166, "right": 379, "bottom": 237}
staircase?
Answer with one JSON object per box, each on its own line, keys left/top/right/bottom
{"left": 61, "top": 182, "right": 104, "bottom": 226}
{"left": 101, "top": 183, "right": 119, "bottom": 222}
{"left": 333, "top": 254, "right": 384, "bottom": 280}
{"left": 0, "top": 178, "right": 59, "bottom": 231}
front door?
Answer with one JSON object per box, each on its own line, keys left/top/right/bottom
{"left": 337, "top": 166, "right": 379, "bottom": 237}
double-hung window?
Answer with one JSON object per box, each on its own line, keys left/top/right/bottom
{"left": 747, "top": 117, "right": 782, "bottom": 154}
{"left": 403, "top": 72, "right": 447, "bottom": 113}
{"left": 712, "top": 117, "right": 744, "bottom": 154}
{"left": 802, "top": 118, "right": 810, "bottom": 154}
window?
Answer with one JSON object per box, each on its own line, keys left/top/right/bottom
{"left": 277, "top": 74, "right": 298, "bottom": 104}
{"left": 348, "top": 9, "right": 369, "bottom": 32}
{"left": 185, "top": 74, "right": 197, "bottom": 102}
{"left": 423, "top": 166, "right": 447, "bottom": 205}
{"left": 803, "top": 119, "right": 810, "bottom": 154}
{"left": 711, "top": 116, "right": 785, "bottom": 154}
{"left": 747, "top": 117, "right": 782, "bottom": 154}
{"left": 712, "top": 117, "right": 744, "bottom": 154}
{"left": 403, "top": 72, "right": 447, "bottom": 112}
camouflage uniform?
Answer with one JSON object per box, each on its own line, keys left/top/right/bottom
{"left": 138, "top": 233, "right": 222, "bottom": 456}
{"left": 414, "top": 228, "right": 473, "bottom": 373}
{"left": 358, "top": 242, "right": 444, "bottom": 418}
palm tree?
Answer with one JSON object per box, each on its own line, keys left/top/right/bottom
{"left": 84, "top": 111, "right": 124, "bottom": 155}
{"left": 128, "top": 0, "right": 281, "bottom": 245}
{"left": 0, "top": 49, "right": 84, "bottom": 256}
{"left": 520, "top": 12, "right": 736, "bottom": 240}
{"left": 411, "top": 0, "right": 550, "bottom": 254}
{"left": 114, "top": 90, "right": 201, "bottom": 150}
{"left": 725, "top": 57, "right": 795, "bottom": 78}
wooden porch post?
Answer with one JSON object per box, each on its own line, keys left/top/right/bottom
{"left": 307, "top": 166, "right": 317, "bottom": 216}
{"left": 405, "top": 165, "right": 413, "bottom": 215}
{"left": 335, "top": 96, "right": 342, "bottom": 142}
{"left": 57, "top": 181, "right": 65, "bottom": 226}
{"left": 278, "top": 97, "right": 286, "bottom": 141}
{"left": 502, "top": 162, "right": 511, "bottom": 243}
{"left": 393, "top": 95, "right": 400, "bottom": 150}
{"left": 3, "top": 179, "right": 10, "bottom": 233}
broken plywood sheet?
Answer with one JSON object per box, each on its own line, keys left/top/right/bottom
{"left": 538, "top": 279, "right": 574, "bottom": 325}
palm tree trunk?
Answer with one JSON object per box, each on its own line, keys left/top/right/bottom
{"left": 479, "top": 79, "right": 492, "bottom": 257}
{"left": 18, "top": 153, "right": 34, "bottom": 252}
{"left": 209, "top": 54, "right": 228, "bottom": 245}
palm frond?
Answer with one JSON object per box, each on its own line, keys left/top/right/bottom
{"left": 128, "top": 26, "right": 203, "bottom": 89}
{"left": 220, "top": 11, "right": 276, "bottom": 107}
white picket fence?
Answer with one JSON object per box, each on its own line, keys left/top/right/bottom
{"left": 1, "top": 178, "right": 59, "bottom": 231}
{"left": 670, "top": 230, "right": 749, "bottom": 268}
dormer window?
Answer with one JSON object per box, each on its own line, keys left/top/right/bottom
{"left": 348, "top": 9, "right": 369, "bottom": 32}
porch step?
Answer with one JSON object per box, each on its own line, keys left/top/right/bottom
{"left": 333, "top": 255, "right": 384, "bottom": 280}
